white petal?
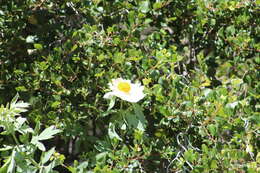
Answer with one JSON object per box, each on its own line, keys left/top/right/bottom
{"left": 113, "top": 87, "right": 145, "bottom": 103}
{"left": 105, "top": 78, "right": 146, "bottom": 103}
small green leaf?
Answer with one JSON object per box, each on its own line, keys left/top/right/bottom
{"left": 34, "top": 43, "right": 43, "bottom": 50}
{"left": 210, "top": 160, "right": 218, "bottom": 169}
{"left": 35, "top": 141, "right": 46, "bottom": 151}
{"left": 184, "top": 149, "right": 196, "bottom": 162}
{"left": 66, "top": 166, "right": 77, "bottom": 173}
{"left": 128, "top": 11, "right": 135, "bottom": 25}
{"left": 108, "top": 123, "right": 122, "bottom": 141}
{"left": 95, "top": 152, "right": 108, "bottom": 162}
{"left": 114, "top": 52, "right": 125, "bottom": 64}
{"left": 133, "top": 104, "right": 147, "bottom": 128}
{"left": 139, "top": 1, "right": 150, "bottom": 13}
{"left": 208, "top": 124, "right": 217, "bottom": 136}
{"left": 51, "top": 101, "right": 61, "bottom": 108}
{"left": 71, "top": 44, "right": 78, "bottom": 52}
{"left": 153, "top": 2, "right": 162, "bottom": 10}
{"left": 15, "top": 86, "right": 27, "bottom": 92}
{"left": 107, "top": 97, "right": 116, "bottom": 111}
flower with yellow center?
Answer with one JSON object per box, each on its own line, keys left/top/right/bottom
{"left": 104, "top": 78, "right": 145, "bottom": 103}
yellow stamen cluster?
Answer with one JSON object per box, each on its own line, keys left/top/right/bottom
{"left": 118, "top": 82, "right": 131, "bottom": 93}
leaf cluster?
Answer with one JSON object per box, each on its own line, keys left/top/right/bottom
{"left": 0, "top": 0, "right": 259, "bottom": 172}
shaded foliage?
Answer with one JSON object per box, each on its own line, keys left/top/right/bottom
{"left": 0, "top": 0, "right": 259, "bottom": 172}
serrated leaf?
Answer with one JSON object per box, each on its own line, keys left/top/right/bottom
{"left": 38, "top": 126, "right": 61, "bottom": 141}
{"left": 11, "top": 101, "right": 30, "bottom": 113}
{"left": 16, "top": 117, "right": 26, "bottom": 127}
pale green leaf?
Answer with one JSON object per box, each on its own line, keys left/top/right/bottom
{"left": 108, "top": 123, "right": 122, "bottom": 141}
{"left": 38, "top": 126, "right": 61, "bottom": 141}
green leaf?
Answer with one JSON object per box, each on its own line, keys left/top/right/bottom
{"left": 15, "top": 117, "right": 26, "bottom": 128}
{"left": 114, "top": 52, "right": 125, "bottom": 64}
{"left": 125, "top": 112, "right": 138, "bottom": 127}
{"left": 133, "top": 104, "right": 147, "bottom": 129}
{"left": 35, "top": 141, "right": 46, "bottom": 151}
{"left": 0, "top": 146, "right": 13, "bottom": 151}
{"left": 108, "top": 123, "right": 122, "bottom": 141}
{"left": 153, "top": 2, "right": 162, "bottom": 10}
{"left": 226, "top": 25, "right": 236, "bottom": 36}
{"left": 51, "top": 101, "right": 61, "bottom": 108}
{"left": 95, "top": 152, "right": 108, "bottom": 162}
{"left": 184, "top": 149, "right": 196, "bottom": 162}
{"left": 41, "top": 147, "right": 56, "bottom": 165}
{"left": 7, "top": 150, "right": 16, "bottom": 173}
{"left": 33, "top": 43, "right": 43, "bottom": 50}
{"left": 38, "top": 126, "right": 62, "bottom": 141}
{"left": 128, "top": 11, "right": 135, "bottom": 25}
{"left": 208, "top": 124, "right": 217, "bottom": 137}
{"left": 15, "top": 86, "right": 27, "bottom": 92}
{"left": 107, "top": 97, "right": 116, "bottom": 111}
{"left": 11, "top": 93, "right": 19, "bottom": 105}
{"left": 71, "top": 44, "right": 78, "bottom": 52}
{"left": 210, "top": 160, "right": 218, "bottom": 169}
{"left": 66, "top": 166, "right": 77, "bottom": 173}
{"left": 0, "top": 156, "right": 11, "bottom": 173}
{"left": 139, "top": 1, "right": 150, "bottom": 13}
{"left": 34, "top": 122, "right": 41, "bottom": 135}
{"left": 201, "top": 144, "right": 208, "bottom": 153}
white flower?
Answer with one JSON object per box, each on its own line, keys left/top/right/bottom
{"left": 104, "top": 78, "right": 145, "bottom": 103}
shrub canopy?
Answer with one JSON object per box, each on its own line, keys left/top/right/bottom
{"left": 0, "top": 0, "right": 259, "bottom": 172}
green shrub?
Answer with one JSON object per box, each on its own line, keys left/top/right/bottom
{"left": 0, "top": 0, "right": 259, "bottom": 172}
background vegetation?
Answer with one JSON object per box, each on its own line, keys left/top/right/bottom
{"left": 0, "top": 0, "right": 259, "bottom": 172}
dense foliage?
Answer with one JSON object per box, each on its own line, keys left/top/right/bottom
{"left": 0, "top": 0, "right": 259, "bottom": 172}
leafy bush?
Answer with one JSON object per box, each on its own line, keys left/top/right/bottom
{"left": 0, "top": 94, "right": 63, "bottom": 173}
{"left": 0, "top": 0, "right": 259, "bottom": 172}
